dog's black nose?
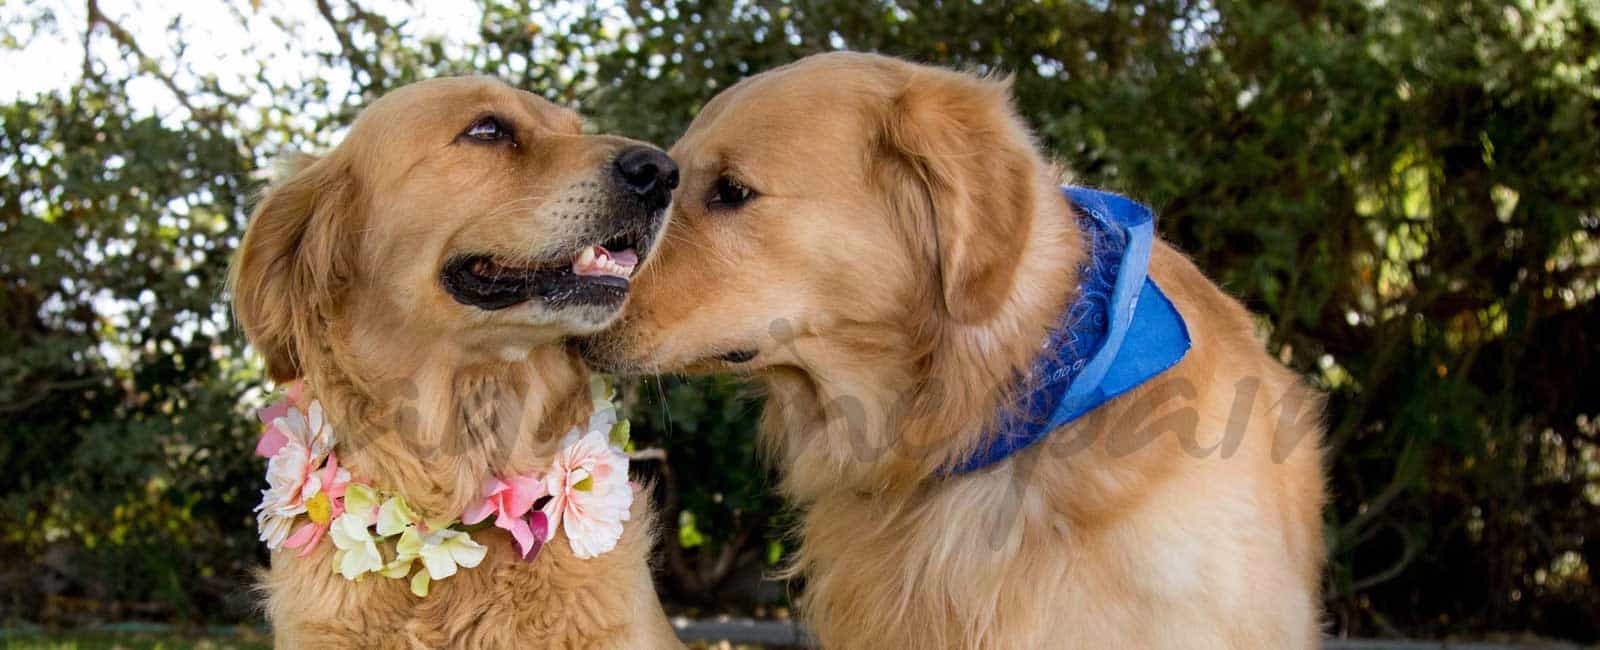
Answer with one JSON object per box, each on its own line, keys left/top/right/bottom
{"left": 614, "top": 146, "right": 678, "bottom": 210}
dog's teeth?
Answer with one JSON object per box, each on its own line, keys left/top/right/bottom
{"left": 569, "top": 245, "right": 635, "bottom": 279}
{"left": 602, "top": 259, "right": 631, "bottom": 278}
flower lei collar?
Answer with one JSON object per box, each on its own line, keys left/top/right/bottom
{"left": 253, "top": 377, "right": 634, "bottom": 597}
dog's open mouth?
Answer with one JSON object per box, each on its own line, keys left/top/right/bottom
{"left": 442, "top": 237, "right": 643, "bottom": 311}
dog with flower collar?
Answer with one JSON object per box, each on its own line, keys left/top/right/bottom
{"left": 230, "top": 77, "right": 682, "bottom": 648}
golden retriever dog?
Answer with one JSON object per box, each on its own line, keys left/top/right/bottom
{"left": 584, "top": 53, "right": 1326, "bottom": 649}
{"left": 229, "top": 77, "right": 683, "bottom": 648}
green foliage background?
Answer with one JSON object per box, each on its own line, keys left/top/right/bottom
{"left": 2, "top": 0, "right": 1597, "bottom": 641}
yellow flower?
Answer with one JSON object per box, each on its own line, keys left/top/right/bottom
{"left": 305, "top": 492, "right": 333, "bottom": 525}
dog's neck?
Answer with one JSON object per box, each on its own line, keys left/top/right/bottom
{"left": 758, "top": 184, "right": 1099, "bottom": 649}
{"left": 762, "top": 182, "right": 1082, "bottom": 501}
{"left": 303, "top": 324, "right": 590, "bottom": 520}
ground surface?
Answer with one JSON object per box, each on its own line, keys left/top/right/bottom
{"left": 2, "top": 626, "right": 1589, "bottom": 649}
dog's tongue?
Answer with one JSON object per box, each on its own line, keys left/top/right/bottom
{"left": 609, "top": 248, "right": 639, "bottom": 267}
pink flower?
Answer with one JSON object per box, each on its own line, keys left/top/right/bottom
{"left": 254, "top": 398, "right": 336, "bottom": 550}
{"left": 281, "top": 453, "right": 352, "bottom": 557}
{"left": 254, "top": 381, "right": 306, "bottom": 458}
{"left": 542, "top": 429, "right": 632, "bottom": 559}
{"left": 463, "top": 475, "right": 549, "bottom": 561}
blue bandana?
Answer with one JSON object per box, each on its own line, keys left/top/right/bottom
{"left": 949, "top": 187, "right": 1191, "bottom": 474}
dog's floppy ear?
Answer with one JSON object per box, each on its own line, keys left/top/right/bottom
{"left": 878, "top": 67, "right": 1038, "bottom": 323}
{"left": 228, "top": 154, "right": 359, "bottom": 383}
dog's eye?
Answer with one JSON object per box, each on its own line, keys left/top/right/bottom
{"left": 462, "top": 116, "right": 512, "bottom": 143}
{"left": 708, "top": 176, "right": 754, "bottom": 210}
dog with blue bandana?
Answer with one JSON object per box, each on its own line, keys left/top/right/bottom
{"left": 587, "top": 52, "right": 1326, "bottom": 649}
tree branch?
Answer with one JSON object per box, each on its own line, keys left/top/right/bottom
{"left": 314, "top": 0, "right": 389, "bottom": 95}
{"left": 84, "top": 0, "right": 223, "bottom": 124}
{"left": 1337, "top": 444, "right": 1415, "bottom": 546}
{"left": 1350, "top": 519, "right": 1421, "bottom": 592}
{"left": 0, "top": 376, "right": 102, "bottom": 415}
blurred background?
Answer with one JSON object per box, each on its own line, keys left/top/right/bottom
{"left": 2, "top": 0, "right": 1597, "bottom": 646}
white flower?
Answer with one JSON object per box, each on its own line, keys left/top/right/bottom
{"left": 388, "top": 526, "right": 487, "bottom": 597}
{"left": 588, "top": 401, "right": 618, "bottom": 436}
{"left": 417, "top": 528, "right": 488, "bottom": 580}
{"left": 254, "top": 401, "right": 336, "bottom": 550}
{"left": 543, "top": 428, "right": 632, "bottom": 559}
{"left": 322, "top": 483, "right": 383, "bottom": 580}
{"left": 328, "top": 512, "right": 384, "bottom": 580}
{"left": 255, "top": 506, "right": 297, "bottom": 550}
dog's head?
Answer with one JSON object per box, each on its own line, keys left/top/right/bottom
{"left": 231, "top": 77, "right": 676, "bottom": 382}
{"left": 585, "top": 53, "right": 1058, "bottom": 381}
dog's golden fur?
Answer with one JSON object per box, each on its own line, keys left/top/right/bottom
{"left": 587, "top": 53, "right": 1326, "bottom": 649}
{"left": 230, "top": 77, "right": 680, "bottom": 649}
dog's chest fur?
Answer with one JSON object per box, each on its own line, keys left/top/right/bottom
{"left": 768, "top": 248, "right": 1324, "bottom": 650}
